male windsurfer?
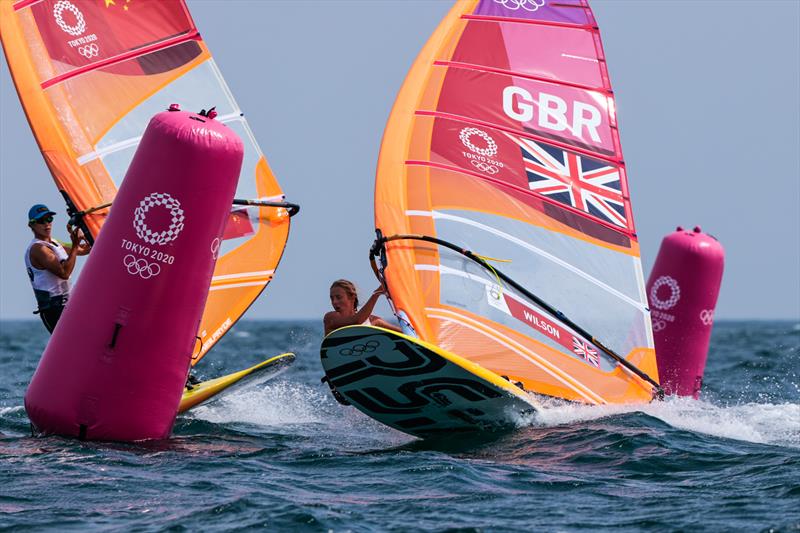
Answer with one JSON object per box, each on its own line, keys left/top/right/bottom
{"left": 24, "top": 204, "right": 91, "bottom": 333}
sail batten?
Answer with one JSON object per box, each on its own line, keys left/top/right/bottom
{"left": 40, "top": 32, "right": 199, "bottom": 89}
{"left": 407, "top": 210, "right": 647, "bottom": 308}
{"left": 432, "top": 61, "right": 611, "bottom": 94}
{"left": 461, "top": 14, "right": 594, "bottom": 30}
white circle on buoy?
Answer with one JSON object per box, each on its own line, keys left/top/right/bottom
{"left": 133, "top": 193, "right": 185, "bottom": 246}
{"left": 650, "top": 276, "right": 681, "bottom": 310}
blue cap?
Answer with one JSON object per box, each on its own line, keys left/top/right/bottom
{"left": 28, "top": 204, "right": 56, "bottom": 222}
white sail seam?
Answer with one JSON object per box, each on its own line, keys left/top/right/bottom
{"left": 417, "top": 263, "right": 565, "bottom": 324}
{"left": 561, "top": 53, "right": 598, "bottom": 63}
{"left": 426, "top": 307, "right": 604, "bottom": 404}
{"left": 406, "top": 209, "right": 646, "bottom": 311}
{"left": 76, "top": 115, "right": 246, "bottom": 166}
{"left": 78, "top": 136, "right": 142, "bottom": 165}
{"left": 209, "top": 281, "right": 267, "bottom": 291}
{"left": 418, "top": 263, "right": 620, "bottom": 369}
{"left": 212, "top": 270, "right": 274, "bottom": 281}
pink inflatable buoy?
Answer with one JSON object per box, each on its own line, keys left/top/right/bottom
{"left": 25, "top": 107, "right": 243, "bottom": 441}
{"left": 647, "top": 226, "right": 725, "bottom": 398}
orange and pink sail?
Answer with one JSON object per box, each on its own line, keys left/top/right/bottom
{"left": 1, "top": 0, "right": 293, "bottom": 363}
{"left": 374, "top": 0, "right": 659, "bottom": 404}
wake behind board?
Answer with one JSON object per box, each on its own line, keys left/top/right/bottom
{"left": 179, "top": 353, "right": 295, "bottom": 413}
{"left": 321, "top": 326, "right": 539, "bottom": 438}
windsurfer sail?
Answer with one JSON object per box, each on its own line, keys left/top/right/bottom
{"left": 1, "top": 0, "right": 297, "bottom": 363}
{"left": 371, "top": 0, "right": 660, "bottom": 405}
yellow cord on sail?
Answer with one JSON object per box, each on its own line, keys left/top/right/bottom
{"left": 474, "top": 253, "right": 511, "bottom": 301}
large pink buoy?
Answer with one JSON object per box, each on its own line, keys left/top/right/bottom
{"left": 25, "top": 106, "right": 243, "bottom": 441}
{"left": 647, "top": 226, "right": 725, "bottom": 398}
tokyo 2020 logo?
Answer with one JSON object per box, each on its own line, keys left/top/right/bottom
{"left": 133, "top": 193, "right": 185, "bottom": 246}
{"left": 650, "top": 275, "right": 681, "bottom": 310}
{"left": 53, "top": 1, "right": 86, "bottom": 36}
{"left": 459, "top": 127, "right": 498, "bottom": 157}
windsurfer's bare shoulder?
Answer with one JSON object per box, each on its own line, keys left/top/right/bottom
{"left": 29, "top": 241, "right": 57, "bottom": 268}
{"left": 323, "top": 310, "right": 344, "bottom": 336}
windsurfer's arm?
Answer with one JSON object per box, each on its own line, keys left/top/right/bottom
{"left": 323, "top": 287, "right": 385, "bottom": 335}
{"left": 30, "top": 241, "right": 77, "bottom": 280}
{"left": 368, "top": 316, "right": 403, "bottom": 333}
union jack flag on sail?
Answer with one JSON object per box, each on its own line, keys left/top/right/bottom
{"left": 507, "top": 134, "right": 629, "bottom": 228}
{"left": 572, "top": 336, "right": 600, "bottom": 367}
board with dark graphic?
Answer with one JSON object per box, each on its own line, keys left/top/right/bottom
{"left": 321, "top": 326, "right": 539, "bottom": 438}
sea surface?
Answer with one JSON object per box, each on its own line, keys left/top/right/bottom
{"left": 1, "top": 319, "right": 798, "bottom": 532}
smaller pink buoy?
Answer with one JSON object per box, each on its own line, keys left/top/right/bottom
{"left": 647, "top": 226, "right": 725, "bottom": 398}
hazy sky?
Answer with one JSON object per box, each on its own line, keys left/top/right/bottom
{"left": 1, "top": 0, "right": 798, "bottom": 321}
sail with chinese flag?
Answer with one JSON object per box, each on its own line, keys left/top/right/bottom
{"left": 1, "top": 0, "right": 294, "bottom": 363}
{"left": 373, "top": 0, "right": 660, "bottom": 404}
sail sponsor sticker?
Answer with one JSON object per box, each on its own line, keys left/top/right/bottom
{"left": 501, "top": 292, "right": 565, "bottom": 343}
{"left": 198, "top": 317, "right": 232, "bottom": 358}
{"left": 486, "top": 286, "right": 601, "bottom": 368}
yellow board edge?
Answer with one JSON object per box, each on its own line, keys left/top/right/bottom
{"left": 178, "top": 352, "right": 295, "bottom": 414}
{"left": 327, "top": 325, "right": 541, "bottom": 409}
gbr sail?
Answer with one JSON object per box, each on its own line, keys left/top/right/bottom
{"left": 373, "top": 0, "right": 659, "bottom": 404}
{"left": 1, "top": 0, "right": 294, "bottom": 363}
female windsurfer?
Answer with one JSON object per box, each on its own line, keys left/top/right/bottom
{"left": 323, "top": 279, "right": 402, "bottom": 336}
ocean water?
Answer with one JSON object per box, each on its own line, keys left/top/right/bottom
{"left": 1, "top": 319, "right": 798, "bottom": 532}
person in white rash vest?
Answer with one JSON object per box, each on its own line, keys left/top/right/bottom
{"left": 24, "top": 204, "right": 91, "bottom": 333}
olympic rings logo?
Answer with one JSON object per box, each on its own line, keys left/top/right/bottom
{"left": 460, "top": 127, "right": 498, "bottom": 157}
{"left": 78, "top": 44, "right": 99, "bottom": 58}
{"left": 652, "top": 319, "right": 667, "bottom": 333}
{"left": 470, "top": 160, "right": 499, "bottom": 175}
{"left": 650, "top": 275, "right": 681, "bottom": 310}
{"left": 53, "top": 1, "right": 86, "bottom": 36}
{"left": 699, "top": 309, "right": 714, "bottom": 326}
{"left": 339, "top": 340, "right": 380, "bottom": 357}
{"left": 493, "top": 0, "right": 546, "bottom": 12}
{"left": 133, "top": 192, "right": 185, "bottom": 246}
{"left": 123, "top": 254, "right": 161, "bottom": 280}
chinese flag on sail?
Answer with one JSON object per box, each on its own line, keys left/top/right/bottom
{"left": 31, "top": 0, "right": 195, "bottom": 77}
{"left": 222, "top": 208, "right": 255, "bottom": 241}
